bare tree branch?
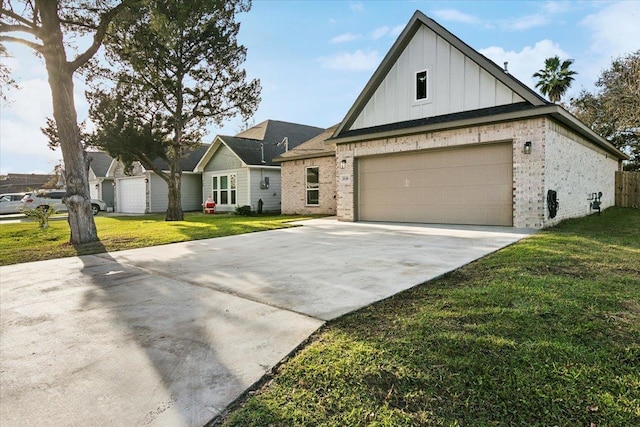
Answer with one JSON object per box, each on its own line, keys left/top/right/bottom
{"left": 0, "top": 22, "right": 39, "bottom": 36}
{"left": 68, "top": 1, "right": 136, "bottom": 72}
{"left": 0, "top": 6, "right": 38, "bottom": 28}
{"left": 0, "top": 34, "right": 43, "bottom": 52}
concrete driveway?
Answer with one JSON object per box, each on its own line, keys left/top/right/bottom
{"left": 0, "top": 218, "right": 533, "bottom": 426}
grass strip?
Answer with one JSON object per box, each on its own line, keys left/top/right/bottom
{"left": 0, "top": 213, "right": 311, "bottom": 265}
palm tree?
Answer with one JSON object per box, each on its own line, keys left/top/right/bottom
{"left": 533, "top": 56, "right": 578, "bottom": 103}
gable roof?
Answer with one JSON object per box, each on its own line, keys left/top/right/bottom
{"left": 329, "top": 10, "right": 628, "bottom": 161}
{"left": 333, "top": 10, "right": 548, "bottom": 139}
{"left": 196, "top": 120, "right": 324, "bottom": 169}
{"left": 87, "top": 151, "right": 115, "bottom": 177}
{"left": 235, "top": 120, "right": 325, "bottom": 146}
{"left": 150, "top": 143, "right": 210, "bottom": 172}
{"left": 273, "top": 125, "right": 338, "bottom": 162}
{"left": 95, "top": 145, "right": 210, "bottom": 176}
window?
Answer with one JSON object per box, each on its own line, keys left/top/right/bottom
{"left": 306, "top": 167, "right": 319, "bottom": 205}
{"left": 212, "top": 173, "right": 236, "bottom": 205}
{"left": 415, "top": 69, "right": 428, "bottom": 101}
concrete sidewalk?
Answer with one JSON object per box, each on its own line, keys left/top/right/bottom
{"left": 0, "top": 218, "right": 533, "bottom": 426}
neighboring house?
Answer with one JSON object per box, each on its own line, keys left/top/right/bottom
{"left": 113, "top": 145, "right": 209, "bottom": 214}
{"left": 195, "top": 120, "right": 324, "bottom": 213}
{"left": 275, "top": 125, "right": 338, "bottom": 215}
{"left": 0, "top": 173, "right": 55, "bottom": 193}
{"left": 315, "top": 11, "right": 628, "bottom": 228}
{"left": 88, "top": 151, "right": 116, "bottom": 209}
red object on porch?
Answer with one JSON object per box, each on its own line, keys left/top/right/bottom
{"left": 204, "top": 202, "right": 216, "bottom": 214}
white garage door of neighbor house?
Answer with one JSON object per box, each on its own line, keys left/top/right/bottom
{"left": 357, "top": 143, "right": 513, "bottom": 226}
{"left": 117, "top": 177, "right": 146, "bottom": 213}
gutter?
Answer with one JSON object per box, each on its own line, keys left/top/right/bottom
{"left": 273, "top": 151, "right": 336, "bottom": 163}
{"left": 330, "top": 105, "right": 629, "bottom": 160}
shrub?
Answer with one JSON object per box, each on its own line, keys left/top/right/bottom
{"left": 235, "top": 205, "right": 252, "bottom": 216}
{"left": 21, "top": 206, "right": 57, "bottom": 229}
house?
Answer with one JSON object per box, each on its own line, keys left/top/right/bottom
{"left": 114, "top": 145, "right": 209, "bottom": 214}
{"left": 275, "top": 125, "right": 338, "bottom": 215}
{"left": 0, "top": 173, "right": 55, "bottom": 193}
{"left": 195, "top": 120, "right": 324, "bottom": 213}
{"left": 293, "top": 10, "right": 627, "bottom": 228}
{"left": 87, "top": 151, "right": 116, "bottom": 209}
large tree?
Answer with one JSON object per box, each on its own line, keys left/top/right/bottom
{"left": 533, "top": 56, "right": 577, "bottom": 103}
{"left": 0, "top": 43, "right": 17, "bottom": 102}
{"left": 0, "top": 1, "right": 135, "bottom": 244}
{"left": 570, "top": 51, "right": 640, "bottom": 171}
{"left": 88, "top": 0, "right": 260, "bottom": 221}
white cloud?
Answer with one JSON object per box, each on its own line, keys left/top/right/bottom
{"left": 349, "top": 2, "right": 363, "bottom": 13}
{"left": 479, "top": 39, "right": 570, "bottom": 91}
{"left": 502, "top": 14, "right": 550, "bottom": 31}
{"left": 0, "top": 79, "right": 58, "bottom": 171}
{"left": 542, "top": 1, "right": 571, "bottom": 14}
{"left": 579, "top": 1, "right": 640, "bottom": 85}
{"left": 370, "top": 26, "right": 389, "bottom": 40}
{"left": 390, "top": 24, "right": 405, "bottom": 37}
{"left": 319, "top": 49, "right": 381, "bottom": 72}
{"left": 330, "top": 32, "right": 362, "bottom": 44}
{"left": 581, "top": 1, "right": 640, "bottom": 56}
{"left": 4, "top": 78, "right": 52, "bottom": 125}
{"left": 432, "top": 9, "right": 481, "bottom": 24}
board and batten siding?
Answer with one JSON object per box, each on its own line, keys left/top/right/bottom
{"left": 249, "top": 168, "right": 282, "bottom": 212}
{"left": 351, "top": 25, "right": 524, "bottom": 130}
{"left": 148, "top": 172, "right": 203, "bottom": 213}
{"left": 202, "top": 168, "right": 249, "bottom": 212}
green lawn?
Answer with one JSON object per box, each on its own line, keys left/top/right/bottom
{"left": 0, "top": 213, "right": 311, "bottom": 266}
{"left": 218, "top": 208, "right": 640, "bottom": 427}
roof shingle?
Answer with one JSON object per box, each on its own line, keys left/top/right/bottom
{"left": 219, "top": 120, "right": 324, "bottom": 166}
{"left": 275, "top": 125, "right": 338, "bottom": 162}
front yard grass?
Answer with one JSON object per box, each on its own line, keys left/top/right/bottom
{"left": 218, "top": 207, "right": 640, "bottom": 426}
{"left": 0, "top": 213, "right": 311, "bottom": 266}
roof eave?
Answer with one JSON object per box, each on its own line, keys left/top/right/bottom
{"left": 332, "top": 12, "right": 423, "bottom": 138}
{"left": 273, "top": 151, "right": 336, "bottom": 163}
{"left": 549, "top": 107, "right": 630, "bottom": 160}
{"left": 105, "top": 159, "right": 118, "bottom": 177}
{"left": 331, "top": 105, "right": 628, "bottom": 160}
{"left": 246, "top": 164, "right": 281, "bottom": 169}
{"left": 332, "top": 10, "right": 548, "bottom": 140}
{"left": 195, "top": 136, "right": 247, "bottom": 171}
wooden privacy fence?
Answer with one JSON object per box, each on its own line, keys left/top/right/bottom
{"left": 615, "top": 171, "right": 640, "bottom": 208}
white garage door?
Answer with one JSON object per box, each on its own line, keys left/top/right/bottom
{"left": 358, "top": 143, "right": 513, "bottom": 226}
{"left": 117, "top": 177, "right": 147, "bottom": 213}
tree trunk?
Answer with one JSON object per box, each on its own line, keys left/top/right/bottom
{"left": 39, "top": 1, "right": 98, "bottom": 244}
{"left": 165, "top": 144, "right": 184, "bottom": 221}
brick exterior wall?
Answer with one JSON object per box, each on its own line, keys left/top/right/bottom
{"left": 281, "top": 156, "right": 336, "bottom": 215}
{"left": 335, "top": 117, "right": 619, "bottom": 228}
{"left": 543, "top": 120, "right": 619, "bottom": 226}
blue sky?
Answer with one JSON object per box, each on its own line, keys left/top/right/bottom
{"left": 1, "top": 0, "right": 639, "bottom": 175}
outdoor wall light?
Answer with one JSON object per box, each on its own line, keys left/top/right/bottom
{"left": 524, "top": 141, "right": 532, "bottom": 155}
{"left": 112, "top": 182, "right": 116, "bottom": 187}
{"left": 144, "top": 178, "right": 149, "bottom": 183}
{"left": 340, "top": 159, "right": 347, "bottom": 169}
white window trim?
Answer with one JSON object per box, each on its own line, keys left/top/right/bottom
{"left": 414, "top": 68, "right": 430, "bottom": 104}
{"left": 211, "top": 172, "right": 237, "bottom": 206}
{"left": 305, "top": 166, "right": 320, "bottom": 206}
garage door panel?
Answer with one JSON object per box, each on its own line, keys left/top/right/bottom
{"left": 117, "top": 178, "right": 146, "bottom": 213}
{"left": 358, "top": 143, "right": 513, "bottom": 226}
